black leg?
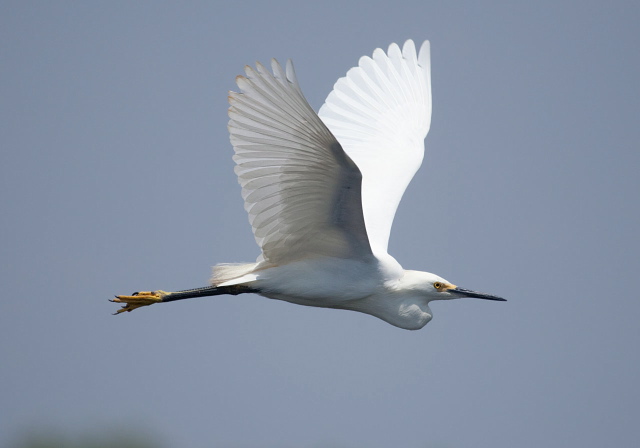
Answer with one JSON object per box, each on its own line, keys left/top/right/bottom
{"left": 161, "top": 284, "right": 258, "bottom": 303}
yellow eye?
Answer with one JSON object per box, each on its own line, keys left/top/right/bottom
{"left": 433, "top": 282, "right": 443, "bottom": 290}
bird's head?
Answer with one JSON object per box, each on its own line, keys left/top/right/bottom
{"left": 404, "top": 271, "right": 506, "bottom": 303}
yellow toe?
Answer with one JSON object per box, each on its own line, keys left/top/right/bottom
{"left": 111, "top": 290, "right": 167, "bottom": 314}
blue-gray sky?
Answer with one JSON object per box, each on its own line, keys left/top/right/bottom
{"left": 2, "top": 1, "right": 639, "bottom": 447}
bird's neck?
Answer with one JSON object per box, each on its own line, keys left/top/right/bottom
{"left": 345, "top": 293, "right": 433, "bottom": 330}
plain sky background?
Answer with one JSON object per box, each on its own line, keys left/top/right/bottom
{"left": 2, "top": 1, "right": 639, "bottom": 447}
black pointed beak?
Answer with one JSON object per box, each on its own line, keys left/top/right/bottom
{"left": 450, "top": 287, "right": 506, "bottom": 301}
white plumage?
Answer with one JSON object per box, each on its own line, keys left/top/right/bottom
{"left": 319, "top": 40, "right": 431, "bottom": 256}
{"left": 113, "top": 40, "right": 505, "bottom": 329}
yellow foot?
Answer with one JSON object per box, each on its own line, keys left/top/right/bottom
{"left": 110, "top": 290, "right": 168, "bottom": 314}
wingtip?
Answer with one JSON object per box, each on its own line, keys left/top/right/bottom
{"left": 418, "top": 40, "right": 431, "bottom": 68}
{"left": 243, "top": 64, "right": 258, "bottom": 78}
{"left": 401, "top": 39, "right": 417, "bottom": 59}
{"left": 255, "top": 60, "right": 268, "bottom": 74}
{"left": 387, "top": 42, "right": 402, "bottom": 58}
{"left": 285, "top": 58, "right": 298, "bottom": 85}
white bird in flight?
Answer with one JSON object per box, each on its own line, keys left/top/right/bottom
{"left": 112, "top": 40, "right": 505, "bottom": 330}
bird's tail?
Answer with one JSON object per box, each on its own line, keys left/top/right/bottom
{"left": 211, "top": 262, "right": 259, "bottom": 286}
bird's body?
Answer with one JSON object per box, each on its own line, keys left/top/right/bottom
{"left": 253, "top": 260, "right": 435, "bottom": 330}
{"left": 112, "top": 40, "right": 505, "bottom": 329}
{"left": 220, "top": 255, "right": 428, "bottom": 329}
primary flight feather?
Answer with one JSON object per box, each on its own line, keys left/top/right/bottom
{"left": 112, "top": 39, "right": 505, "bottom": 330}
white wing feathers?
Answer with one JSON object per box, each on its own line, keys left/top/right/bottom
{"left": 228, "top": 59, "right": 371, "bottom": 266}
{"left": 228, "top": 40, "right": 431, "bottom": 269}
{"left": 318, "top": 40, "right": 432, "bottom": 257}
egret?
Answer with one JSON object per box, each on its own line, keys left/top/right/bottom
{"left": 112, "top": 40, "right": 505, "bottom": 330}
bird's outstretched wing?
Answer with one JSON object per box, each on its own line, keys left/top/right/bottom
{"left": 229, "top": 60, "right": 372, "bottom": 265}
{"left": 318, "top": 40, "right": 432, "bottom": 257}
